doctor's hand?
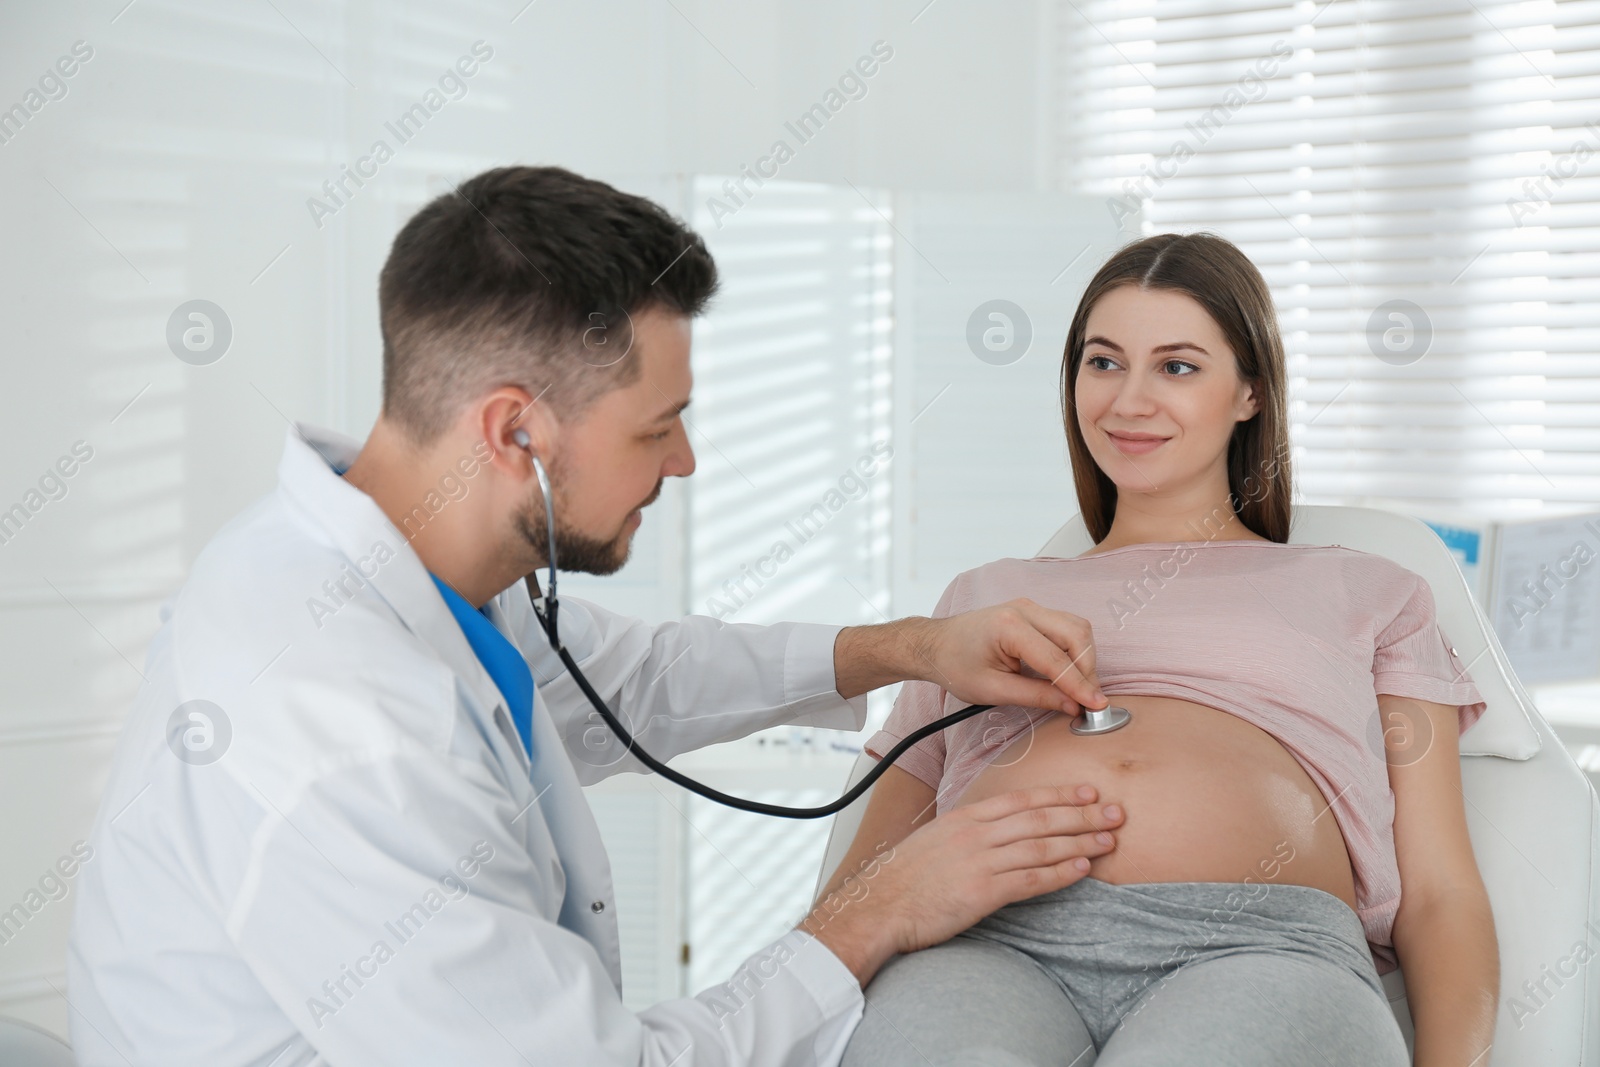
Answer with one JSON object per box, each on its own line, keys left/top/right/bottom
{"left": 802, "top": 784, "right": 1122, "bottom": 987}
{"left": 917, "top": 597, "right": 1109, "bottom": 713}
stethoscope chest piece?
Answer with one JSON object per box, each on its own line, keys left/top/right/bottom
{"left": 1070, "top": 704, "right": 1133, "bottom": 735}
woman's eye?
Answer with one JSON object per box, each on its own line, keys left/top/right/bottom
{"left": 649, "top": 429, "right": 671, "bottom": 441}
{"left": 1085, "top": 354, "right": 1197, "bottom": 377}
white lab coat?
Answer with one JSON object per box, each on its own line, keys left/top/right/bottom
{"left": 66, "top": 422, "right": 870, "bottom": 1066}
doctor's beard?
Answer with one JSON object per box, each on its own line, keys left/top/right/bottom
{"left": 514, "top": 453, "right": 662, "bottom": 577}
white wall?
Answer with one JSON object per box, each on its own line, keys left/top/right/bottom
{"left": 0, "top": 0, "right": 1060, "bottom": 1036}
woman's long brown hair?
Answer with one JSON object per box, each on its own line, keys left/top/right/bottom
{"left": 1060, "top": 232, "right": 1293, "bottom": 545}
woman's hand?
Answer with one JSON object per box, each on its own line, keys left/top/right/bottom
{"left": 918, "top": 597, "right": 1109, "bottom": 713}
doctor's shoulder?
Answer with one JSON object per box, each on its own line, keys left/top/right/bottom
{"left": 160, "top": 508, "right": 461, "bottom": 756}
{"left": 169, "top": 495, "right": 399, "bottom": 650}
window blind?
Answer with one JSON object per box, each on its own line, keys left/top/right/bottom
{"left": 1050, "top": 0, "right": 1600, "bottom": 517}
{"left": 686, "top": 177, "right": 894, "bottom": 637}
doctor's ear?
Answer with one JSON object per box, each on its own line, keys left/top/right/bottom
{"left": 477, "top": 387, "right": 558, "bottom": 467}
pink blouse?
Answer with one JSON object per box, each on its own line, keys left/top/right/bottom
{"left": 863, "top": 540, "right": 1489, "bottom": 976}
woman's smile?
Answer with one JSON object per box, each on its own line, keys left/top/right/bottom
{"left": 1106, "top": 431, "right": 1170, "bottom": 455}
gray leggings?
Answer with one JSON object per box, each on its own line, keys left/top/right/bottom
{"left": 841, "top": 876, "right": 1409, "bottom": 1066}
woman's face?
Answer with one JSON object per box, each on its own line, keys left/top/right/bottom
{"left": 1074, "top": 284, "right": 1260, "bottom": 496}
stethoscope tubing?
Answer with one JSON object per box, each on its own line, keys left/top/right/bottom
{"left": 523, "top": 449, "right": 1119, "bottom": 818}
{"left": 526, "top": 449, "right": 1008, "bottom": 817}
{"left": 533, "top": 604, "right": 997, "bottom": 818}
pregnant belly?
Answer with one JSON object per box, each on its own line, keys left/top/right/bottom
{"left": 951, "top": 694, "right": 1359, "bottom": 912}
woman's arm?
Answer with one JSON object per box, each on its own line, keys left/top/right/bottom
{"left": 1383, "top": 693, "right": 1499, "bottom": 1066}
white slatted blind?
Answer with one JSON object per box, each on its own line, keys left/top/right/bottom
{"left": 685, "top": 177, "right": 894, "bottom": 643}
{"left": 1050, "top": 0, "right": 1600, "bottom": 517}
{"left": 682, "top": 786, "right": 837, "bottom": 995}
{"left": 584, "top": 177, "right": 895, "bottom": 1004}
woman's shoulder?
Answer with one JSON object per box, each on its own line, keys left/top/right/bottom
{"left": 940, "top": 556, "right": 1062, "bottom": 607}
{"left": 1307, "top": 543, "right": 1425, "bottom": 582}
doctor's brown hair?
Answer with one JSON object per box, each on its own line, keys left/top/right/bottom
{"left": 378, "top": 166, "right": 718, "bottom": 448}
{"left": 1060, "top": 232, "right": 1293, "bottom": 545}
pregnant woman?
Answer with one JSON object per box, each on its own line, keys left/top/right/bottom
{"left": 829, "top": 233, "right": 1499, "bottom": 1066}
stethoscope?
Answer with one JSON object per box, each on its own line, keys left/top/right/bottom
{"left": 516, "top": 435, "right": 1132, "bottom": 819}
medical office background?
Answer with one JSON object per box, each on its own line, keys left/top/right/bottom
{"left": 2, "top": 0, "right": 1598, "bottom": 1035}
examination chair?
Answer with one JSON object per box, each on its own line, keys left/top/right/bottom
{"left": 816, "top": 505, "right": 1600, "bottom": 1065}
{"left": 0, "top": 1015, "right": 75, "bottom": 1066}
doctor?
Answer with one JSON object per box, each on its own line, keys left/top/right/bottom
{"left": 66, "top": 164, "right": 1123, "bottom": 1066}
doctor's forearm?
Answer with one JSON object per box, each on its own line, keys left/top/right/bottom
{"left": 832, "top": 617, "right": 935, "bottom": 700}
{"left": 798, "top": 891, "right": 896, "bottom": 988}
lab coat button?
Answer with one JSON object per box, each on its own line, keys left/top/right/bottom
{"left": 1450, "top": 647, "right": 1459, "bottom": 657}
{"left": 591, "top": 900, "right": 606, "bottom": 913}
